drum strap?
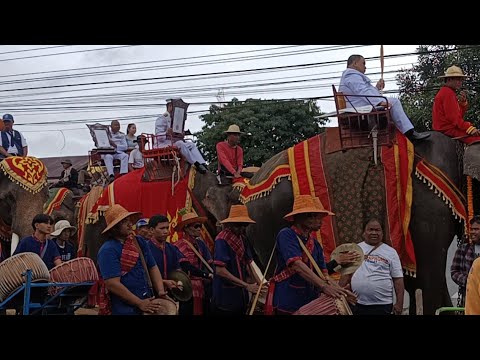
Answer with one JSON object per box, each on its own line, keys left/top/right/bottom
{"left": 296, "top": 235, "right": 327, "bottom": 281}
{"left": 132, "top": 236, "right": 153, "bottom": 290}
{"left": 186, "top": 240, "right": 214, "bottom": 273}
{"left": 40, "top": 240, "right": 49, "bottom": 259}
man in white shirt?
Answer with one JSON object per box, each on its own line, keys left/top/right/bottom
{"left": 339, "top": 55, "right": 430, "bottom": 142}
{"left": 340, "top": 218, "right": 404, "bottom": 315}
{"left": 154, "top": 99, "right": 208, "bottom": 174}
{"left": 0, "top": 114, "right": 28, "bottom": 158}
{"left": 128, "top": 135, "right": 146, "bottom": 171}
{"left": 102, "top": 120, "right": 129, "bottom": 182}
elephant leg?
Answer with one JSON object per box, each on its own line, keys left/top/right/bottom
{"left": 404, "top": 275, "right": 417, "bottom": 315}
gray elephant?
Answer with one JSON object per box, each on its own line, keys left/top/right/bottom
{"left": 0, "top": 157, "right": 49, "bottom": 260}
{"left": 204, "top": 132, "right": 471, "bottom": 315}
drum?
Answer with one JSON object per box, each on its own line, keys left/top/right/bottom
{"left": 0, "top": 252, "right": 50, "bottom": 302}
{"left": 293, "top": 294, "right": 353, "bottom": 315}
{"left": 143, "top": 297, "right": 179, "bottom": 315}
{"left": 48, "top": 257, "right": 99, "bottom": 295}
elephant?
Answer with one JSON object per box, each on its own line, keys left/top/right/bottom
{"left": 45, "top": 188, "right": 77, "bottom": 225}
{"left": 203, "top": 131, "right": 468, "bottom": 315}
{"left": 82, "top": 169, "right": 235, "bottom": 264}
{"left": 0, "top": 157, "right": 49, "bottom": 259}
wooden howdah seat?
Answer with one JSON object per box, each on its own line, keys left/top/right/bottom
{"left": 139, "top": 133, "right": 186, "bottom": 182}
{"left": 332, "top": 85, "right": 395, "bottom": 150}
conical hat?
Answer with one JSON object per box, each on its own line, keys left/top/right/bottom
{"left": 330, "top": 243, "right": 364, "bottom": 275}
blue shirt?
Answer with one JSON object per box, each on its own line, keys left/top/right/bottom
{"left": 273, "top": 227, "right": 327, "bottom": 313}
{"left": 212, "top": 236, "right": 253, "bottom": 313}
{"left": 148, "top": 240, "right": 182, "bottom": 278}
{"left": 13, "top": 235, "right": 61, "bottom": 270}
{"left": 97, "top": 236, "right": 156, "bottom": 315}
{"left": 53, "top": 239, "right": 76, "bottom": 262}
{"left": 339, "top": 68, "right": 384, "bottom": 108}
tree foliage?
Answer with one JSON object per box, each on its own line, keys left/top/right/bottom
{"left": 397, "top": 45, "right": 480, "bottom": 131}
{"left": 196, "top": 98, "right": 326, "bottom": 168}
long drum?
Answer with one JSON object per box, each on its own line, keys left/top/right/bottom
{"left": 0, "top": 252, "right": 50, "bottom": 302}
{"left": 293, "top": 294, "right": 353, "bottom": 315}
{"left": 49, "top": 257, "right": 99, "bottom": 295}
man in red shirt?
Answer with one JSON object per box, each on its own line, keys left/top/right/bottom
{"left": 216, "top": 124, "right": 244, "bottom": 180}
{"left": 432, "top": 65, "right": 480, "bottom": 144}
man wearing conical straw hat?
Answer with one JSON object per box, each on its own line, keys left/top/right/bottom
{"left": 174, "top": 211, "right": 214, "bottom": 315}
{"left": 432, "top": 65, "right": 480, "bottom": 144}
{"left": 211, "top": 204, "right": 262, "bottom": 315}
{"left": 266, "top": 194, "right": 352, "bottom": 315}
{"left": 97, "top": 204, "right": 168, "bottom": 315}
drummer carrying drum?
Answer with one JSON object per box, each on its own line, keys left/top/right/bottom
{"left": 264, "top": 195, "right": 352, "bottom": 315}
{"left": 97, "top": 205, "right": 168, "bottom": 315}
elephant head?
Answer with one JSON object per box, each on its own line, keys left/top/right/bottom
{"left": 0, "top": 157, "right": 49, "bottom": 251}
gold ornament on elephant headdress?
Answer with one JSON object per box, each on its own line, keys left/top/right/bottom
{"left": 0, "top": 156, "right": 48, "bottom": 194}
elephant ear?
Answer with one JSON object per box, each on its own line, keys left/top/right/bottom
{"left": 463, "top": 143, "right": 480, "bottom": 180}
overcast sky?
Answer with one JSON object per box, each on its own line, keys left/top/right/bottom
{"left": 0, "top": 45, "right": 419, "bottom": 158}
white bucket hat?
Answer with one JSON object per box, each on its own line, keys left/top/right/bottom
{"left": 51, "top": 220, "right": 77, "bottom": 237}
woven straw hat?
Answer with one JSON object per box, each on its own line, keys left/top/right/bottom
{"left": 284, "top": 194, "right": 335, "bottom": 221}
{"left": 220, "top": 205, "right": 255, "bottom": 224}
{"left": 101, "top": 204, "right": 141, "bottom": 234}
{"left": 175, "top": 212, "right": 207, "bottom": 231}
{"left": 224, "top": 124, "right": 243, "bottom": 134}
{"left": 439, "top": 65, "right": 467, "bottom": 78}
{"left": 51, "top": 220, "right": 77, "bottom": 237}
{"left": 330, "top": 243, "right": 364, "bottom": 275}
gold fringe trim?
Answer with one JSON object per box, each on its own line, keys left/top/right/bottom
{"left": 240, "top": 174, "right": 291, "bottom": 204}
{"left": 415, "top": 169, "right": 465, "bottom": 223}
{"left": 403, "top": 265, "right": 416, "bottom": 278}
{"left": 0, "top": 167, "right": 47, "bottom": 194}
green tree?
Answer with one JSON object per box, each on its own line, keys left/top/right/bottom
{"left": 397, "top": 45, "right": 480, "bottom": 131}
{"left": 196, "top": 98, "right": 326, "bottom": 169}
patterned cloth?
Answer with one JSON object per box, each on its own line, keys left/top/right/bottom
{"left": 216, "top": 228, "right": 245, "bottom": 262}
{"left": 175, "top": 235, "right": 213, "bottom": 315}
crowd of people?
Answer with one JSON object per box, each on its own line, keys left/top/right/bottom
{"left": 2, "top": 55, "right": 480, "bottom": 315}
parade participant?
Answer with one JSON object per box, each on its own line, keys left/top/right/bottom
{"left": 50, "top": 220, "right": 77, "bottom": 262}
{"left": 211, "top": 205, "right": 261, "bottom": 315}
{"left": 175, "top": 212, "right": 214, "bottom": 315}
{"left": 451, "top": 215, "right": 480, "bottom": 306}
{"left": 465, "top": 257, "right": 480, "bottom": 314}
{"left": 135, "top": 218, "right": 150, "bottom": 239}
{"left": 432, "top": 65, "right": 480, "bottom": 143}
{"left": 0, "top": 114, "right": 28, "bottom": 159}
{"left": 97, "top": 205, "right": 167, "bottom": 315}
{"left": 147, "top": 215, "right": 183, "bottom": 291}
{"left": 339, "top": 55, "right": 430, "bottom": 142}
{"left": 154, "top": 98, "right": 208, "bottom": 174}
{"left": 103, "top": 120, "right": 129, "bottom": 183}
{"left": 13, "top": 214, "right": 61, "bottom": 270}
{"left": 128, "top": 135, "right": 147, "bottom": 171}
{"left": 54, "top": 159, "right": 79, "bottom": 190}
{"left": 126, "top": 123, "right": 137, "bottom": 149}
{"left": 340, "top": 219, "right": 404, "bottom": 315}
{"left": 216, "top": 124, "right": 244, "bottom": 180}
{"left": 268, "top": 195, "right": 350, "bottom": 315}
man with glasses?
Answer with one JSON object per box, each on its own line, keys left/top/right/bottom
{"left": 13, "top": 214, "right": 61, "bottom": 270}
{"left": 433, "top": 65, "right": 480, "bottom": 144}
{"left": 451, "top": 215, "right": 480, "bottom": 306}
{"left": 267, "top": 195, "right": 350, "bottom": 315}
{"left": 175, "top": 212, "right": 214, "bottom": 315}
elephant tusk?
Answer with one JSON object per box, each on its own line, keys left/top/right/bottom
{"left": 11, "top": 232, "right": 19, "bottom": 256}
